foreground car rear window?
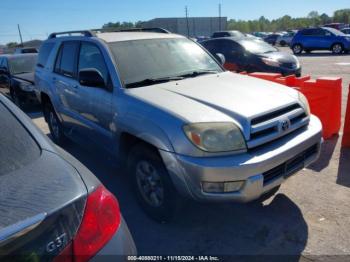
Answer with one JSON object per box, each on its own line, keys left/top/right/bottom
{"left": 0, "top": 102, "right": 40, "bottom": 175}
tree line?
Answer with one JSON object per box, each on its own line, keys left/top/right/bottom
{"left": 227, "top": 9, "right": 350, "bottom": 32}
{"left": 102, "top": 9, "right": 350, "bottom": 33}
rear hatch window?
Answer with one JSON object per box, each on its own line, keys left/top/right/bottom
{"left": 0, "top": 102, "right": 40, "bottom": 175}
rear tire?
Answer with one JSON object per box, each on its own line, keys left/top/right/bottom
{"left": 44, "top": 102, "right": 67, "bottom": 145}
{"left": 128, "top": 143, "right": 181, "bottom": 223}
{"left": 280, "top": 40, "right": 286, "bottom": 47}
{"left": 331, "top": 43, "right": 343, "bottom": 54}
{"left": 292, "top": 44, "right": 303, "bottom": 55}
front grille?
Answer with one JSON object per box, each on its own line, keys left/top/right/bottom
{"left": 263, "top": 144, "right": 318, "bottom": 185}
{"left": 248, "top": 103, "right": 309, "bottom": 149}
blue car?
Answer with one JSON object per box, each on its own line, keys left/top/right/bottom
{"left": 291, "top": 27, "right": 350, "bottom": 54}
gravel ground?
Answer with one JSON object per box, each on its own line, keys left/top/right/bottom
{"left": 2, "top": 47, "right": 350, "bottom": 260}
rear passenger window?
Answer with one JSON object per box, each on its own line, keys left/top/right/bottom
{"left": 37, "top": 43, "right": 54, "bottom": 68}
{"left": 54, "top": 41, "right": 79, "bottom": 78}
{"left": 78, "top": 42, "right": 109, "bottom": 84}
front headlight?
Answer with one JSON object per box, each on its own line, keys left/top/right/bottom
{"left": 183, "top": 122, "right": 246, "bottom": 152}
{"left": 298, "top": 92, "right": 310, "bottom": 116}
{"left": 262, "top": 57, "right": 281, "bottom": 67}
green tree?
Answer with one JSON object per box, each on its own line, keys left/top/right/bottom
{"left": 6, "top": 42, "right": 18, "bottom": 48}
{"left": 333, "top": 9, "right": 350, "bottom": 24}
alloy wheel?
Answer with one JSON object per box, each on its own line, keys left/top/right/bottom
{"left": 135, "top": 160, "right": 164, "bottom": 208}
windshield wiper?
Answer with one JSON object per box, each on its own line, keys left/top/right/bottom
{"left": 178, "top": 70, "right": 219, "bottom": 78}
{"left": 125, "top": 76, "right": 184, "bottom": 88}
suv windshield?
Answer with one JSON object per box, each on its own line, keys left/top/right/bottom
{"left": 239, "top": 39, "right": 278, "bottom": 54}
{"left": 9, "top": 55, "right": 37, "bottom": 75}
{"left": 108, "top": 38, "right": 222, "bottom": 88}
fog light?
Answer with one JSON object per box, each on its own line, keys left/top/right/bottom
{"left": 224, "top": 181, "right": 244, "bottom": 192}
{"left": 202, "top": 181, "right": 244, "bottom": 193}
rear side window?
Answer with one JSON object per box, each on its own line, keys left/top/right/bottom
{"left": 0, "top": 102, "right": 40, "bottom": 175}
{"left": 54, "top": 41, "right": 79, "bottom": 78}
{"left": 37, "top": 43, "right": 54, "bottom": 68}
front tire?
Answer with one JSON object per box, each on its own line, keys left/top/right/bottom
{"left": 331, "top": 43, "right": 343, "bottom": 54}
{"left": 44, "top": 102, "right": 66, "bottom": 145}
{"left": 128, "top": 144, "right": 180, "bottom": 223}
{"left": 292, "top": 44, "right": 303, "bottom": 55}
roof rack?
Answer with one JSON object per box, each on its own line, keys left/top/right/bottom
{"left": 48, "top": 30, "right": 95, "bottom": 39}
{"left": 91, "top": 27, "right": 171, "bottom": 34}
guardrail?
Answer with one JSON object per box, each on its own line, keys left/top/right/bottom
{"left": 240, "top": 72, "right": 342, "bottom": 140}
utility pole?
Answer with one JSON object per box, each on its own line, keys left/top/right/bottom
{"left": 185, "top": 6, "right": 190, "bottom": 37}
{"left": 17, "top": 24, "right": 23, "bottom": 46}
{"left": 218, "top": 3, "right": 222, "bottom": 31}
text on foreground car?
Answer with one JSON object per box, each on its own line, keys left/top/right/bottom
{"left": 0, "top": 54, "right": 38, "bottom": 107}
{"left": 291, "top": 27, "right": 350, "bottom": 54}
{"left": 201, "top": 37, "right": 301, "bottom": 76}
{"left": 35, "top": 30, "right": 322, "bottom": 222}
{"left": 0, "top": 94, "right": 136, "bottom": 260}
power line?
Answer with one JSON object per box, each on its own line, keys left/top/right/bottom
{"left": 185, "top": 6, "right": 190, "bottom": 37}
{"left": 219, "top": 3, "right": 222, "bottom": 31}
{"left": 17, "top": 24, "right": 23, "bottom": 46}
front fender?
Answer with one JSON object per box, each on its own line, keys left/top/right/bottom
{"left": 117, "top": 113, "right": 175, "bottom": 152}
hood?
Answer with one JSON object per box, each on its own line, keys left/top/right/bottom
{"left": 257, "top": 51, "right": 298, "bottom": 64}
{"left": 126, "top": 72, "right": 300, "bottom": 127}
{"left": 12, "top": 72, "right": 34, "bottom": 84}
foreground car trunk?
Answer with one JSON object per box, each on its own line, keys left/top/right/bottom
{"left": 0, "top": 150, "right": 87, "bottom": 260}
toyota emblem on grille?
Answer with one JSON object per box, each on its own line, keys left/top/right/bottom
{"left": 281, "top": 119, "right": 290, "bottom": 132}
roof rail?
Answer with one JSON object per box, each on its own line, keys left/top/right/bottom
{"left": 48, "top": 30, "right": 95, "bottom": 39}
{"left": 91, "top": 27, "right": 171, "bottom": 34}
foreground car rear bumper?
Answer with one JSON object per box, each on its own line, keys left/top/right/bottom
{"left": 91, "top": 216, "right": 137, "bottom": 261}
{"left": 160, "top": 115, "right": 322, "bottom": 202}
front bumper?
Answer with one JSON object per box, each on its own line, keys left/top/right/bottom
{"left": 160, "top": 115, "right": 322, "bottom": 202}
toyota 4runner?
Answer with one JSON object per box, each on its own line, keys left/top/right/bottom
{"left": 35, "top": 30, "right": 322, "bottom": 221}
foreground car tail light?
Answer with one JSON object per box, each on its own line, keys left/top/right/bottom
{"left": 55, "top": 185, "right": 121, "bottom": 262}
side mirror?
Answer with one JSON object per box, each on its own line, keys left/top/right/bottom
{"left": 214, "top": 53, "right": 226, "bottom": 65}
{"left": 78, "top": 68, "right": 105, "bottom": 88}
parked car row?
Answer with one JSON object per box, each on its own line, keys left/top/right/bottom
{"left": 0, "top": 54, "right": 38, "bottom": 107}
{"left": 216, "top": 26, "right": 350, "bottom": 55}
{"left": 291, "top": 27, "right": 350, "bottom": 54}
{"left": 200, "top": 37, "right": 301, "bottom": 76}
{"left": 0, "top": 28, "right": 324, "bottom": 260}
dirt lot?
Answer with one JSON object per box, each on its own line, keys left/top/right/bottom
{"left": 4, "top": 47, "right": 350, "bottom": 259}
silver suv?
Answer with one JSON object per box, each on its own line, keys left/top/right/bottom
{"left": 35, "top": 30, "right": 322, "bottom": 222}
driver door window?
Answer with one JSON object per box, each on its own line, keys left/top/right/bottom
{"left": 78, "top": 42, "right": 109, "bottom": 86}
